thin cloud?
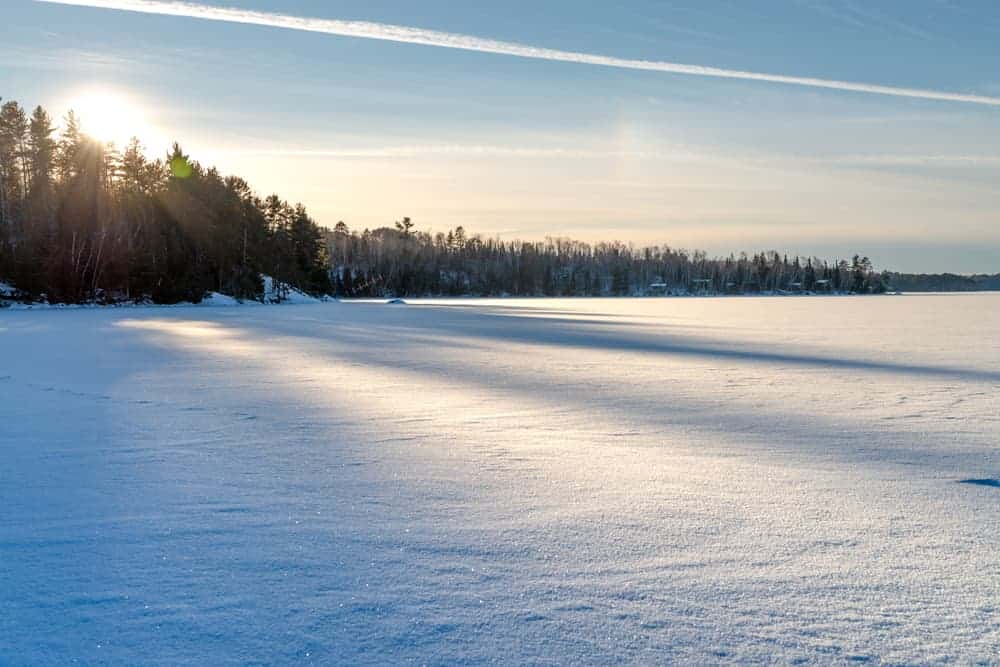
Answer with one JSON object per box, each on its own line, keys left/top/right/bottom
{"left": 794, "top": 0, "right": 936, "bottom": 41}
{"left": 221, "top": 145, "right": 738, "bottom": 163}
{"left": 226, "top": 146, "right": 609, "bottom": 159}
{"left": 0, "top": 45, "right": 135, "bottom": 71}
{"left": 36, "top": 0, "right": 1000, "bottom": 107}
{"left": 824, "top": 154, "right": 1000, "bottom": 167}
{"left": 219, "top": 144, "right": 1000, "bottom": 169}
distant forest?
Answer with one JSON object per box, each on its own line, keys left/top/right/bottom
{"left": 324, "top": 222, "right": 886, "bottom": 297}
{"left": 883, "top": 272, "right": 1000, "bottom": 293}
{"left": 0, "top": 96, "right": 924, "bottom": 305}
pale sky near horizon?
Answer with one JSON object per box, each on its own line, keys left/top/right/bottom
{"left": 3, "top": 0, "right": 999, "bottom": 273}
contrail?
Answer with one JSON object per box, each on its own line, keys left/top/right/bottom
{"left": 36, "top": 0, "right": 1000, "bottom": 107}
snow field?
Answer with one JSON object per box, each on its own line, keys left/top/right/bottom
{"left": 1, "top": 294, "right": 998, "bottom": 664}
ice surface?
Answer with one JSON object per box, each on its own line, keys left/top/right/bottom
{"left": 1, "top": 295, "right": 998, "bottom": 664}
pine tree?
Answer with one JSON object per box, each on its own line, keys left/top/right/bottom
{"left": 0, "top": 101, "right": 29, "bottom": 236}
{"left": 55, "top": 110, "right": 83, "bottom": 182}
{"left": 394, "top": 216, "right": 414, "bottom": 236}
{"left": 27, "top": 106, "right": 56, "bottom": 228}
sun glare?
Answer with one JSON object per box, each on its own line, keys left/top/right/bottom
{"left": 67, "top": 90, "right": 158, "bottom": 149}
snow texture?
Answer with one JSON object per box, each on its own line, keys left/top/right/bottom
{"left": 197, "top": 292, "right": 242, "bottom": 307}
{"left": 1, "top": 295, "right": 998, "bottom": 664}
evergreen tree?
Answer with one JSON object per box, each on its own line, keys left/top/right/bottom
{"left": 55, "top": 110, "right": 83, "bottom": 182}
{"left": 0, "top": 101, "right": 29, "bottom": 243}
{"left": 27, "top": 106, "right": 56, "bottom": 227}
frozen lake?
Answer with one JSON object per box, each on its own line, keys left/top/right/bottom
{"left": 2, "top": 294, "right": 998, "bottom": 664}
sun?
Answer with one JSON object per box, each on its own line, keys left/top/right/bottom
{"left": 67, "top": 90, "right": 157, "bottom": 149}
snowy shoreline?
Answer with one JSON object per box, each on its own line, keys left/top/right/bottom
{"left": 2, "top": 290, "right": 911, "bottom": 310}
{"left": 0, "top": 276, "right": 334, "bottom": 310}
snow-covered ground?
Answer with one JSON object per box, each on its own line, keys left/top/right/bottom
{"left": 1, "top": 295, "right": 998, "bottom": 664}
{"left": 1, "top": 276, "right": 324, "bottom": 310}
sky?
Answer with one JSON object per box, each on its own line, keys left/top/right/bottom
{"left": 3, "top": 0, "right": 999, "bottom": 273}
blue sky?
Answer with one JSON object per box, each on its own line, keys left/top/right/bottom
{"left": 3, "top": 0, "right": 1000, "bottom": 272}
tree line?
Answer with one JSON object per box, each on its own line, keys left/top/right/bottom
{"left": 0, "top": 97, "right": 330, "bottom": 304}
{"left": 326, "top": 222, "right": 887, "bottom": 297}
{"left": 2, "top": 95, "right": 887, "bottom": 304}
{"left": 885, "top": 272, "right": 1000, "bottom": 293}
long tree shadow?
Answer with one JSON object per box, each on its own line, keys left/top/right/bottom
{"left": 959, "top": 479, "right": 1000, "bottom": 488}
{"left": 264, "top": 303, "right": 1000, "bottom": 384}
{"left": 185, "top": 304, "right": 999, "bottom": 476}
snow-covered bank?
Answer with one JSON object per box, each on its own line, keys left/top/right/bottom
{"left": 1, "top": 276, "right": 332, "bottom": 310}
{"left": 2, "top": 285, "right": 899, "bottom": 310}
{"left": 1, "top": 295, "right": 998, "bottom": 664}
